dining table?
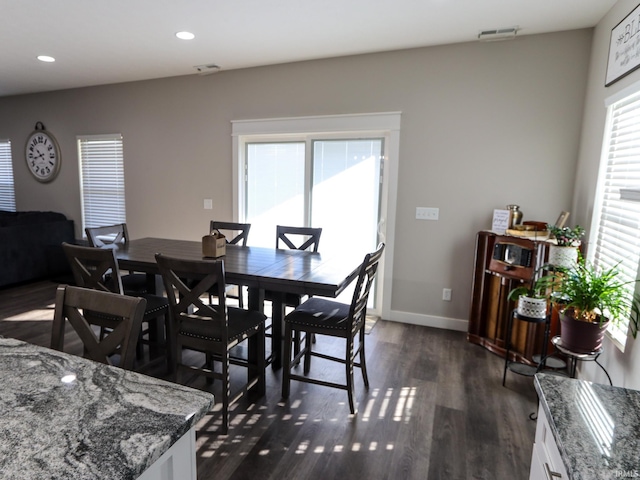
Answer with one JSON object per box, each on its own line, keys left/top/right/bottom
{"left": 112, "top": 237, "right": 363, "bottom": 369}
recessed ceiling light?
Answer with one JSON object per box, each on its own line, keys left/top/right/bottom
{"left": 176, "top": 31, "right": 195, "bottom": 40}
{"left": 37, "top": 55, "right": 55, "bottom": 62}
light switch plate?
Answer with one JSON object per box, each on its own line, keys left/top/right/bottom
{"left": 204, "top": 199, "right": 213, "bottom": 210}
{"left": 416, "top": 207, "right": 439, "bottom": 220}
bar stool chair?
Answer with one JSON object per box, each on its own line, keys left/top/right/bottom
{"left": 281, "top": 243, "right": 384, "bottom": 414}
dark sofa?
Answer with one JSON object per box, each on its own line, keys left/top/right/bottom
{"left": 0, "top": 211, "right": 75, "bottom": 288}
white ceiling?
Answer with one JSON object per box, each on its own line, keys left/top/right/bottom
{"left": 0, "top": 0, "right": 617, "bottom": 98}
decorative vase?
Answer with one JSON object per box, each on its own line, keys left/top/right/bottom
{"left": 548, "top": 245, "right": 579, "bottom": 269}
{"left": 506, "top": 205, "right": 523, "bottom": 228}
{"left": 559, "top": 309, "right": 609, "bottom": 354}
{"left": 516, "top": 296, "right": 547, "bottom": 319}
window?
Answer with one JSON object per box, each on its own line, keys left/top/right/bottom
{"left": 589, "top": 87, "right": 640, "bottom": 351}
{"left": 77, "top": 134, "right": 126, "bottom": 232}
{"left": 0, "top": 140, "right": 16, "bottom": 211}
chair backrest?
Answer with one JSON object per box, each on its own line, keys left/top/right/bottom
{"left": 85, "top": 223, "right": 130, "bottom": 248}
{"left": 210, "top": 221, "right": 251, "bottom": 246}
{"left": 276, "top": 225, "right": 322, "bottom": 252}
{"left": 51, "top": 284, "right": 146, "bottom": 369}
{"left": 155, "top": 254, "right": 229, "bottom": 347}
{"left": 62, "top": 242, "right": 124, "bottom": 294}
{"left": 349, "top": 243, "right": 385, "bottom": 328}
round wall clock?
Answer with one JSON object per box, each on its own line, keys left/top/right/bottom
{"left": 24, "top": 122, "right": 61, "bottom": 182}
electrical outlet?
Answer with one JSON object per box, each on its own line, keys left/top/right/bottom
{"left": 442, "top": 288, "right": 452, "bottom": 301}
{"left": 416, "top": 207, "right": 439, "bottom": 220}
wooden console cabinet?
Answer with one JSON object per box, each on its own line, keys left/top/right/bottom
{"left": 467, "top": 231, "right": 556, "bottom": 365}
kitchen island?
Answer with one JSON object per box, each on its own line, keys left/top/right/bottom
{"left": 0, "top": 338, "right": 214, "bottom": 480}
{"left": 533, "top": 373, "right": 640, "bottom": 479}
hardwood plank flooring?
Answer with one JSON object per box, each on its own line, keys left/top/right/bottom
{"left": 0, "top": 280, "right": 538, "bottom": 479}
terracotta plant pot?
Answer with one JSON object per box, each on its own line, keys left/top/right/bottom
{"left": 559, "top": 309, "right": 609, "bottom": 354}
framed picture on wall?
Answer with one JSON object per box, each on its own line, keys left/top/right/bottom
{"left": 605, "top": 3, "right": 640, "bottom": 87}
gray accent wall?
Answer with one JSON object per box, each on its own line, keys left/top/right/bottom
{"left": 0, "top": 29, "right": 590, "bottom": 336}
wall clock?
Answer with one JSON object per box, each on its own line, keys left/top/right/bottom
{"left": 24, "top": 121, "right": 61, "bottom": 182}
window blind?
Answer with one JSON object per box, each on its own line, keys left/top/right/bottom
{"left": 0, "top": 140, "right": 16, "bottom": 211}
{"left": 590, "top": 90, "right": 640, "bottom": 349}
{"left": 78, "top": 134, "right": 126, "bottom": 231}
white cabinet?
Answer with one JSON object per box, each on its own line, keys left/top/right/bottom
{"left": 530, "top": 403, "right": 569, "bottom": 480}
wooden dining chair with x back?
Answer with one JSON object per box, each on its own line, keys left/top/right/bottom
{"left": 62, "top": 242, "right": 170, "bottom": 372}
{"left": 51, "top": 284, "right": 147, "bottom": 370}
{"left": 265, "top": 225, "right": 323, "bottom": 358}
{"left": 209, "top": 221, "right": 251, "bottom": 308}
{"left": 155, "top": 253, "right": 266, "bottom": 434}
{"left": 85, "top": 223, "right": 149, "bottom": 295}
{"left": 281, "top": 243, "right": 385, "bottom": 414}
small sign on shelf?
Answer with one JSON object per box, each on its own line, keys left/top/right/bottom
{"left": 492, "top": 209, "right": 511, "bottom": 234}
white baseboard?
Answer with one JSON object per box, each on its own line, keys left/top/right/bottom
{"left": 387, "top": 310, "right": 468, "bottom": 332}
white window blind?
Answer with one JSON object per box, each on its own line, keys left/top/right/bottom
{"left": 0, "top": 140, "right": 16, "bottom": 211}
{"left": 589, "top": 90, "right": 640, "bottom": 350}
{"left": 78, "top": 134, "right": 126, "bottom": 232}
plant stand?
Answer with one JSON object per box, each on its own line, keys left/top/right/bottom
{"left": 536, "top": 335, "right": 612, "bottom": 386}
{"left": 502, "top": 309, "right": 552, "bottom": 386}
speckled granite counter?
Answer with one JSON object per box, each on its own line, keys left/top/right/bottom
{"left": 0, "top": 338, "right": 214, "bottom": 480}
{"left": 535, "top": 373, "right": 640, "bottom": 479}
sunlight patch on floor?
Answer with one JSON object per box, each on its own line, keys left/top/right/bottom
{"left": 3, "top": 304, "right": 55, "bottom": 321}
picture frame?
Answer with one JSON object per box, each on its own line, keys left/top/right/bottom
{"left": 605, "top": 3, "right": 640, "bottom": 87}
{"left": 555, "top": 211, "right": 570, "bottom": 228}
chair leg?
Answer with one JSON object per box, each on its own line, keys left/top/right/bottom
{"left": 359, "top": 328, "right": 369, "bottom": 388}
{"left": 249, "top": 327, "right": 266, "bottom": 396}
{"left": 222, "top": 350, "right": 230, "bottom": 434}
{"left": 346, "top": 338, "right": 356, "bottom": 414}
{"left": 303, "top": 332, "right": 312, "bottom": 375}
{"left": 281, "top": 323, "right": 293, "bottom": 399}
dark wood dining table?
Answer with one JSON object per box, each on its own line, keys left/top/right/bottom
{"left": 113, "top": 237, "right": 362, "bottom": 369}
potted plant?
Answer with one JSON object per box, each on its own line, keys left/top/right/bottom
{"left": 553, "top": 255, "right": 639, "bottom": 353}
{"left": 508, "top": 268, "right": 557, "bottom": 319}
{"left": 547, "top": 224, "right": 585, "bottom": 268}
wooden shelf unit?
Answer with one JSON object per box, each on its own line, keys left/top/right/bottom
{"left": 467, "top": 231, "right": 558, "bottom": 365}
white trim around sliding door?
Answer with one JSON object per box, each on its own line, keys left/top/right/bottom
{"left": 231, "top": 112, "right": 401, "bottom": 321}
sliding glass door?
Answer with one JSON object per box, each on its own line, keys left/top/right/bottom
{"left": 244, "top": 137, "right": 383, "bottom": 305}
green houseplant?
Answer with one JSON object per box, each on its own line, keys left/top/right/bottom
{"left": 508, "top": 267, "right": 558, "bottom": 319}
{"left": 553, "top": 255, "right": 639, "bottom": 353}
{"left": 546, "top": 224, "right": 585, "bottom": 269}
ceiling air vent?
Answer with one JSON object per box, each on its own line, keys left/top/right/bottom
{"left": 478, "top": 27, "right": 518, "bottom": 42}
{"left": 194, "top": 64, "right": 221, "bottom": 75}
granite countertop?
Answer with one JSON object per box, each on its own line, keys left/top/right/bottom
{"left": 0, "top": 338, "right": 214, "bottom": 480}
{"left": 535, "top": 373, "right": 640, "bottom": 480}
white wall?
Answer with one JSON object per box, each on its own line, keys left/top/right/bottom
{"left": 573, "top": 0, "right": 640, "bottom": 389}
{"left": 0, "top": 29, "right": 591, "bottom": 330}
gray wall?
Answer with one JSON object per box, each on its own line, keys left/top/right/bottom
{"left": 0, "top": 29, "right": 591, "bottom": 328}
{"left": 573, "top": 0, "right": 640, "bottom": 389}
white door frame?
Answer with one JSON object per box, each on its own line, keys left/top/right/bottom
{"left": 232, "top": 112, "right": 400, "bottom": 320}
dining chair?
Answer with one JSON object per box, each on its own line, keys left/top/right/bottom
{"left": 51, "top": 284, "right": 147, "bottom": 370}
{"left": 155, "top": 253, "right": 266, "bottom": 434}
{"left": 266, "top": 225, "right": 323, "bottom": 358}
{"left": 281, "top": 243, "right": 385, "bottom": 414}
{"left": 85, "top": 223, "right": 149, "bottom": 295}
{"left": 209, "top": 221, "right": 251, "bottom": 308}
{"left": 62, "top": 242, "right": 170, "bottom": 371}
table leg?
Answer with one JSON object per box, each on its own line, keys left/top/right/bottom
{"left": 247, "top": 287, "right": 284, "bottom": 370}
{"left": 269, "top": 292, "right": 285, "bottom": 370}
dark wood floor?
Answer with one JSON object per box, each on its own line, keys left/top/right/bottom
{"left": 0, "top": 280, "right": 538, "bottom": 480}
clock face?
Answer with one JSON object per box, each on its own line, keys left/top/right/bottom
{"left": 25, "top": 129, "right": 61, "bottom": 182}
